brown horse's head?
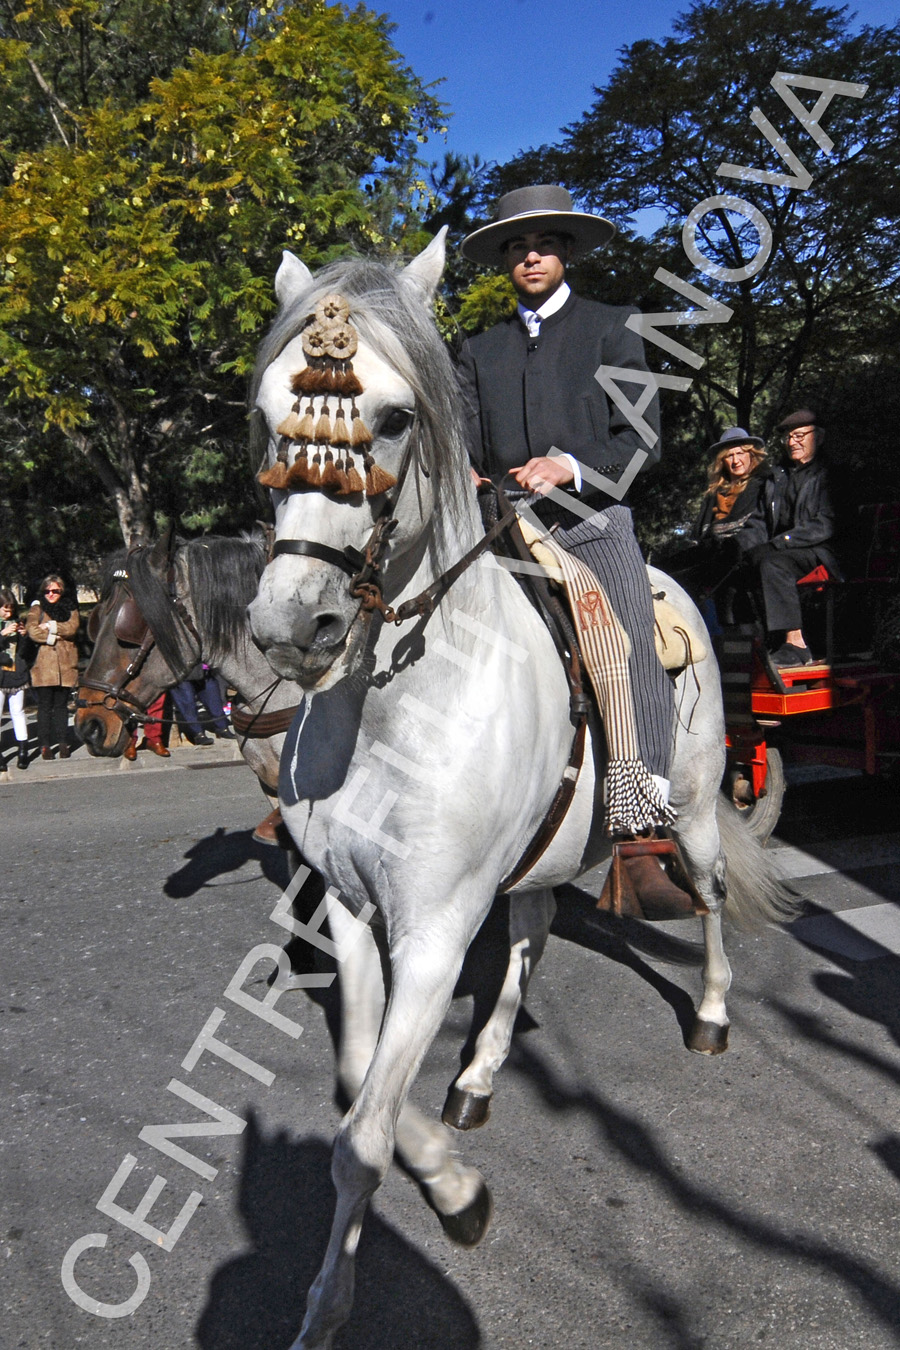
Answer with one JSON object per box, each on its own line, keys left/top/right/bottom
{"left": 75, "top": 532, "right": 197, "bottom": 755}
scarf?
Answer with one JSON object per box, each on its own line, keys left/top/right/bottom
{"left": 39, "top": 594, "right": 74, "bottom": 623}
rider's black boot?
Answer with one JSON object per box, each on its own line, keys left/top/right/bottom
{"left": 16, "top": 740, "right": 28, "bottom": 770}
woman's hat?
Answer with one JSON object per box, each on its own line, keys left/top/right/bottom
{"left": 461, "top": 185, "right": 616, "bottom": 265}
{"left": 709, "top": 426, "right": 765, "bottom": 454}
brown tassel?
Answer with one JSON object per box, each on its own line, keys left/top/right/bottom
{"left": 292, "top": 366, "right": 318, "bottom": 396}
{"left": 322, "top": 364, "right": 338, "bottom": 393}
{"left": 296, "top": 403, "right": 316, "bottom": 442}
{"left": 364, "top": 456, "right": 396, "bottom": 497}
{"left": 350, "top": 405, "right": 372, "bottom": 447}
{"left": 284, "top": 445, "right": 310, "bottom": 488}
{"left": 314, "top": 405, "right": 332, "bottom": 443}
{"left": 334, "top": 367, "right": 363, "bottom": 398}
{"left": 345, "top": 459, "right": 365, "bottom": 494}
{"left": 276, "top": 406, "right": 305, "bottom": 439}
{"left": 331, "top": 404, "right": 350, "bottom": 446}
{"left": 334, "top": 462, "right": 351, "bottom": 493}
{"left": 320, "top": 449, "right": 340, "bottom": 489}
{"left": 257, "top": 462, "right": 288, "bottom": 489}
{"left": 306, "top": 449, "right": 322, "bottom": 487}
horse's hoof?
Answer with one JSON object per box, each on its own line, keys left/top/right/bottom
{"left": 687, "top": 1018, "right": 729, "bottom": 1054}
{"left": 442, "top": 1086, "right": 492, "bottom": 1130}
{"left": 437, "top": 1182, "right": 493, "bottom": 1247}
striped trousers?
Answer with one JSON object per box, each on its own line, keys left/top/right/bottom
{"left": 535, "top": 502, "right": 673, "bottom": 778}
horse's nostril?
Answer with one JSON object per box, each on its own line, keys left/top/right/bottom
{"left": 312, "top": 613, "right": 345, "bottom": 648}
{"left": 78, "top": 717, "right": 104, "bottom": 748}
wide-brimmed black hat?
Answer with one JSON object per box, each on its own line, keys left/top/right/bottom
{"left": 709, "top": 426, "right": 765, "bottom": 454}
{"left": 461, "top": 185, "right": 616, "bottom": 265}
{"left": 776, "top": 407, "right": 819, "bottom": 431}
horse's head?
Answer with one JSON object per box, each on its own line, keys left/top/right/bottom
{"left": 248, "top": 230, "right": 473, "bottom": 689}
{"left": 75, "top": 531, "right": 201, "bottom": 754}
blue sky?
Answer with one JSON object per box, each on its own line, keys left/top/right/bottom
{"left": 379, "top": 0, "right": 898, "bottom": 169}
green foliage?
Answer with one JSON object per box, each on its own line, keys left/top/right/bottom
{"left": 0, "top": 0, "right": 442, "bottom": 566}
{"left": 489, "top": 0, "right": 900, "bottom": 541}
{"left": 455, "top": 273, "right": 516, "bottom": 334}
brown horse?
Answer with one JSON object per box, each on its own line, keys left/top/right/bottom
{"left": 75, "top": 531, "right": 302, "bottom": 810}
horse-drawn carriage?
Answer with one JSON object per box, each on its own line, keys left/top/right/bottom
{"left": 722, "top": 503, "right": 900, "bottom": 839}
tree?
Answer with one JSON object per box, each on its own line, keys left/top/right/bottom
{"left": 0, "top": 1, "right": 442, "bottom": 560}
{"left": 478, "top": 1, "right": 900, "bottom": 539}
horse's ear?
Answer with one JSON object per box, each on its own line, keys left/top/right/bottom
{"left": 399, "top": 227, "right": 447, "bottom": 303}
{"left": 275, "top": 251, "right": 313, "bottom": 309}
{"left": 147, "top": 523, "right": 175, "bottom": 570}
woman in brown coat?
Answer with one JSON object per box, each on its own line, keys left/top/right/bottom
{"left": 26, "top": 574, "right": 80, "bottom": 759}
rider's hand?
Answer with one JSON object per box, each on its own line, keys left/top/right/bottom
{"left": 508, "top": 456, "right": 574, "bottom": 494}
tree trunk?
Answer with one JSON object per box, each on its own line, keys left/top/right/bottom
{"left": 68, "top": 429, "right": 154, "bottom": 547}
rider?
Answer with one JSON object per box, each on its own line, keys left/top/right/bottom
{"left": 458, "top": 185, "right": 695, "bottom": 919}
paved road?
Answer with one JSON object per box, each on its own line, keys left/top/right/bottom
{"left": 1, "top": 749, "right": 898, "bottom": 1349}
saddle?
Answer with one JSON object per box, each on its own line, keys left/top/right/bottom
{"left": 516, "top": 515, "right": 709, "bottom": 672}
{"left": 484, "top": 489, "right": 709, "bottom": 920}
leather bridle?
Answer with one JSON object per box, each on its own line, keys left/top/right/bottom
{"left": 268, "top": 425, "right": 520, "bottom": 630}
{"left": 76, "top": 541, "right": 203, "bottom": 725}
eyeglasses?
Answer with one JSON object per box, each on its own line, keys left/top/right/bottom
{"left": 785, "top": 428, "right": 814, "bottom": 441}
{"left": 44, "top": 588, "right": 63, "bottom": 595}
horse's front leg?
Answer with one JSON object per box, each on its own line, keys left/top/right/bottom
{"left": 293, "top": 898, "right": 491, "bottom": 1350}
{"left": 329, "top": 903, "right": 487, "bottom": 1234}
{"left": 443, "top": 886, "right": 556, "bottom": 1130}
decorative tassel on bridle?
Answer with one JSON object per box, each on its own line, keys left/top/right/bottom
{"left": 258, "top": 293, "right": 396, "bottom": 499}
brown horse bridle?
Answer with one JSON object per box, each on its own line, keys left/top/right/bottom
{"left": 76, "top": 536, "right": 204, "bottom": 726}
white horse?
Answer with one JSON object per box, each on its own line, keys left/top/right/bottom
{"left": 247, "top": 233, "right": 790, "bottom": 1348}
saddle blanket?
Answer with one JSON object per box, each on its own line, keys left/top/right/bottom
{"left": 515, "top": 515, "right": 687, "bottom": 834}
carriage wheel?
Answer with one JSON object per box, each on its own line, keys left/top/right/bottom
{"left": 729, "top": 746, "right": 784, "bottom": 845}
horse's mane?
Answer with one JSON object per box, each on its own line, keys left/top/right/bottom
{"left": 98, "top": 548, "right": 129, "bottom": 600}
{"left": 182, "top": 534, "right": 268, "bottom": 665}
{"left": 126, "top": 533, "right": 267, "bottom": 672}
{"left": 249, "top": 254, "right": 469, "bottom": 525}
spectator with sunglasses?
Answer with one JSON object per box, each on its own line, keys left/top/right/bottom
{"left": 26, "top": 574, "right": 80, "bottom": 759}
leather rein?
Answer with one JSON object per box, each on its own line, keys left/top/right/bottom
{"left": 269, "top": 433, "right": 589, "bottom": 891}
{"left": 77, "top": 539, "right": 300, "bottom": 735}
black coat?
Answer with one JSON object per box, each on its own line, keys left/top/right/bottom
{"left": 0, "top": 632, "right": 29, "bottom": 690}
{"left": 457, "top": 291, "right": 660, "bottom": 507}
{"left": 770, "top": 454, "right": 839, "bottom": 574}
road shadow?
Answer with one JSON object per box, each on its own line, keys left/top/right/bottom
{"left": 196, "top": 1114, "right": 481, "bottom": 1350}
{"left": 509, "top": 1037, "right": 900, "bottom": 1342}
{"left": 552, "top": 884, "right": 702, "bottom": 1043}
{"left": 164, "top": 826, "right": 292, "bottom": 897}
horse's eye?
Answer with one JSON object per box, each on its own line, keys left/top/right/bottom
{"left": 379, "top": 408, "right": 414, "bottom": 439}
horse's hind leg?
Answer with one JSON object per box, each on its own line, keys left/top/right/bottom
{"left": 674, "top": 819, "right": 732, "bottom": 1055}
{"left": 443, "top": 886, "right": 556, "bottom": 1129}
{"left": 294, "top": 904, "right": 491, "bottom": 1350}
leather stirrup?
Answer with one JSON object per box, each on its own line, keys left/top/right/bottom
{"left": 597, "top": 833, "right": 710, "bottom": 922}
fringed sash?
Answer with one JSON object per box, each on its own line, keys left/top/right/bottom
{"left": 517, "top": 518, "right": 676, "bottom": 836}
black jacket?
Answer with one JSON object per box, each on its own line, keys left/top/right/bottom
{"left": 770, "top": 454, "right": 839, "bottom": 573}
{"left": 457, "top": 291, "right": 660, "bottom": 508}
{"left": 691, "top": 469, "right": 776, "bottom": 554}
{"left": 0, "top": 632, "right": 28, "bottom": 690}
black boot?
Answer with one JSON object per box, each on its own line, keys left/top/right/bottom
{"left": 16, "top": 740, "right": 29, "bottom": 770}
